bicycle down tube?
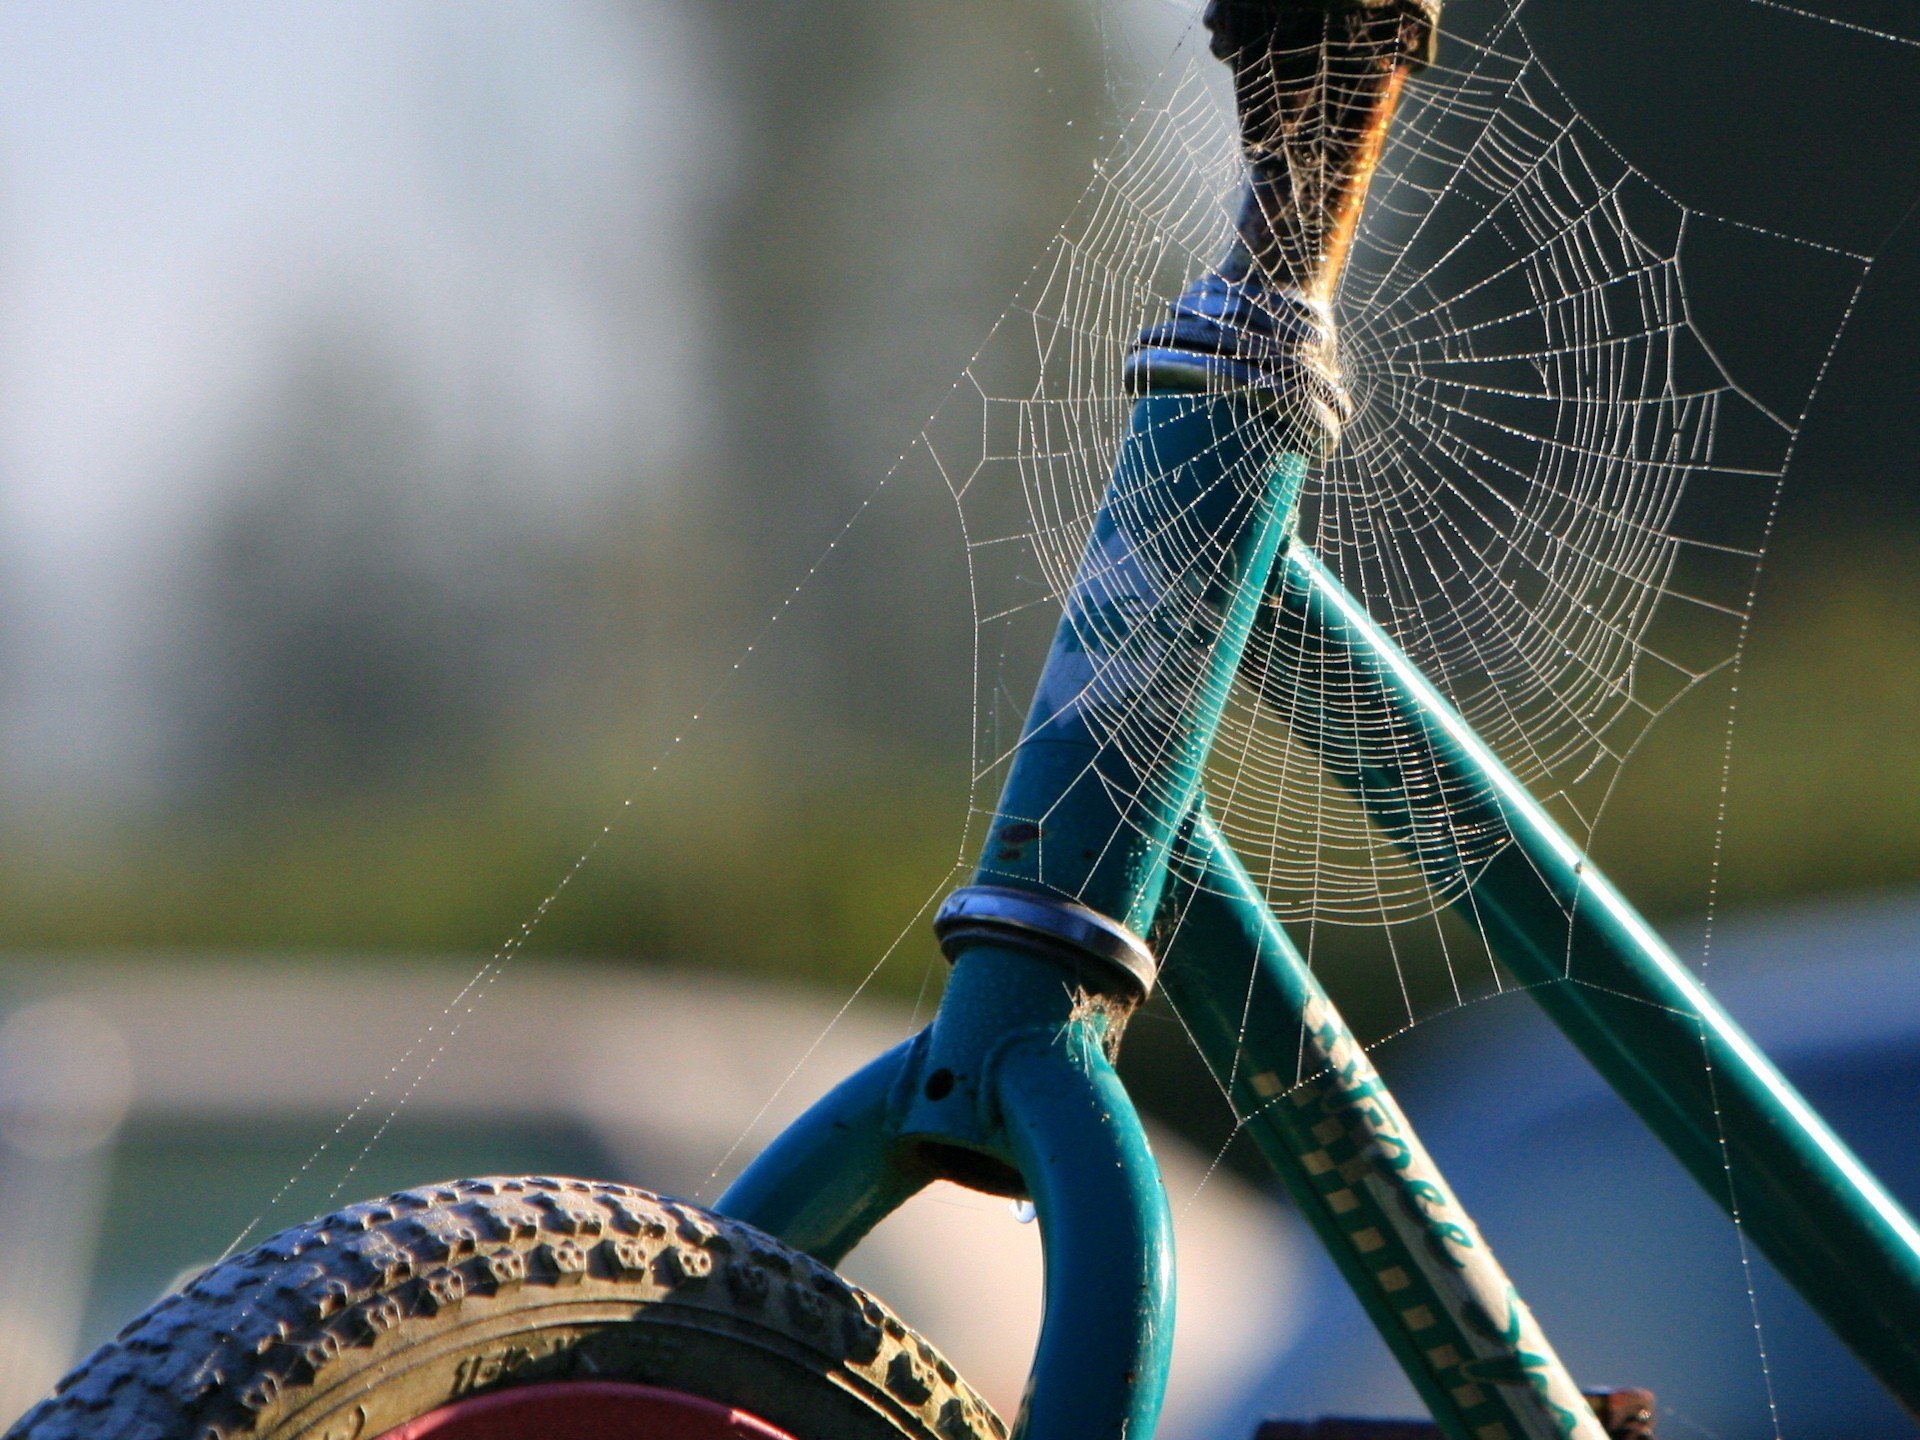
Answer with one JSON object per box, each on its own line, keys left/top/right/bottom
{"left": 722, "top": 1, "right": 1920, "bottom": 1437}
{"left": 1250, "top": 540, "right": 1920, "bottom": 1407}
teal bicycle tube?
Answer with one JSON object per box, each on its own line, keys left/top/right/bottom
{"left": 1264, "top": 541, "right": 1920, "bottom": 1410}
{"left": 721, "top": 959, "right": 1176, "bottom": 1440}
{"left": 725, "top": 223, "right": 1330, "bottom": 1440}
{"left": 993, "top": 1015, "right": 1176, "bottom": 1440}
{"left": 910, "top": 385, "right": 1315, "bottom": 1440}
{"left": 1162, "top": 808, "right": 1605, "bottom": 1440}
{"left": 721, "top": 378, "right": 1309, "bottom": 1438}
{"left": 965, "top": 396, "right": 1310, "bottom": 932}
{"left": 718, "top": 1037, "right": 930, "bottom": 1267}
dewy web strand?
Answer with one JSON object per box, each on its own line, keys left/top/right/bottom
{"left": 955, "top": 21, "right": 1772, "bottom": 932}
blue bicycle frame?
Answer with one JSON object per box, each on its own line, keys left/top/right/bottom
{"left": 720, "top": 4, "right": 1920, "bottom": 1437}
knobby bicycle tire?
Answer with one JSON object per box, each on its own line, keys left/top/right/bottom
{"left": 7, "top": 1176, "right": 1005, "bottom": 1440}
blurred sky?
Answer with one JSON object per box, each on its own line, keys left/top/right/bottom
{"left": 0, "top": 0, "right": 713, "bottom": 790}
{"left": 0, "top": 0, "right": 1221, "bottom": 803}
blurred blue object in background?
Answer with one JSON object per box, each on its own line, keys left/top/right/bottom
{"left": 1225, "top": 892, "right": 1920, "bottom": 1440}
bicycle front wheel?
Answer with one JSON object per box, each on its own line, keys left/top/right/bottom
{"left": 8, "top": 1176, "right": 1004, "bottom": 1440}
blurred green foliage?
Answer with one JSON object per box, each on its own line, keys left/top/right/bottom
{"left": 8, "top": 536, "right": 1920, "bottom": 1019}
{"left": 0, "top": 741, "right": 966, "bottom": 995}
{"left": 1604, "top": 540, "right": 1920, "bottom": 916}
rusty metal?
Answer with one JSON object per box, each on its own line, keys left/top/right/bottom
{"left": 1586, "top": 1389, "right": 1656, "bottom": 1440}
{"left": 1206, "top": 0, "right": 1437, "bottom": 298}
{"left": 1123, "top": 2, "right": 1441, "bottom": 434}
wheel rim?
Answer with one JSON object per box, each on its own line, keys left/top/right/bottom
{"left": 373, "top": 1380, "right": 800, "bottom": 1439}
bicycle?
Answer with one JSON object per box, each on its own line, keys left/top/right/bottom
{"left": 12, "top": 2, "right": 1920, "bottom": 1438}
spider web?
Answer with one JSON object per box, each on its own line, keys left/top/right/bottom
{"left": 911, "top": 5, "right": 1859, "bottom": 954}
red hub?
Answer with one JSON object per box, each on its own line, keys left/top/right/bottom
{"left": 375, "top": 1381, "right": 799, "bottom": 1439}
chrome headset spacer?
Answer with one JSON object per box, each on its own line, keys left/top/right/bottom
{"left": 933, "top": 884, "right": 1158, "bottom": 999}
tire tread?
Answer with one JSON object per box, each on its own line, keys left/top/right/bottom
{"left": 7, "top": 1177, "right": 1003, "bottom": 1440}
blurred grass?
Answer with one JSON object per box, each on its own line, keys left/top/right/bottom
{"left": 0, "top": 735, "right": 970, "bottom": 995}
{"left": 6, "top": 540, "right": 1920, "bottom": 997}
{"left": 1600, "top": 537, "right": 1920, "bottom": 917}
